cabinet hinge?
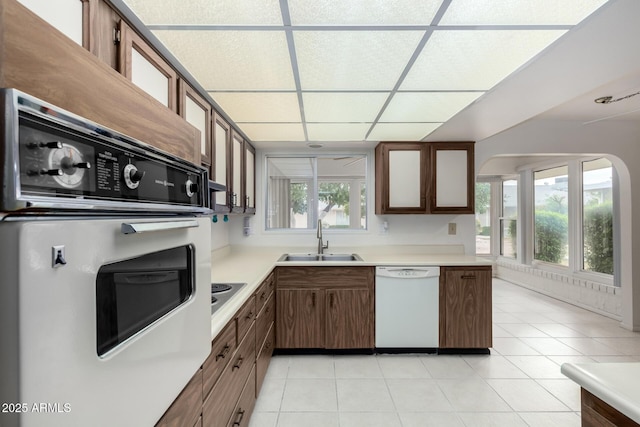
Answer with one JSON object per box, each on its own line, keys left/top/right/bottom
{"left": 113, "top": 28, "right": 121, "bottom": 45}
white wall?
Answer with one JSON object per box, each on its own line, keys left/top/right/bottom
{"left": 475, "top": 118, "right": 640, "bottom": 330}
{"left": 224, "top": 147, "right": 476, "bottom": 253}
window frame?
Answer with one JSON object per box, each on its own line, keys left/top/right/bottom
{"left": 495, "top": 157, "right": 615, "bottom": 285}
{"left": 264, "top": 154, "right": 368, "bottom": 232}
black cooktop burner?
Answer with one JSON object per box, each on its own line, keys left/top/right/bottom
{"left": 210, "top": 282, "right": 247, "bottom": 315}
{"left": 211, "top": 283, "right": 232, "bottom": 293}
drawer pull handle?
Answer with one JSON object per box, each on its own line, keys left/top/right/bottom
{"left": 461, "top": 275, "right": 476, "bottom": 279}
{"left": 329, "top": 293, "right": 334, "bottom": 308}
{"left": 215, "top": 344, "right": 230, "bottom": 361}
{"left": 232, "top": 409, "right": 245, "bottom": 426}
{"left": 233, "top": 357, "right": 244, "bottom": 371}
{"left": 245, "top": 311, "right": 254, "bottom": 320}
{"left": 260, "top": 291, "right": 266, "bottom": 300}
{"left": 265, "top": 340, "right": 272, "bottom": 350}
{"left": 311, "top": 293, "right": 316, "bottom": 307}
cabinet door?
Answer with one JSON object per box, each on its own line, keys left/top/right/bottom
{"left": 83, "top": 0, "right": 120, "bottom": 69}
{"left": 276, "top": 289, "right": 324, "bottom": 348}
{"left": 230, "top": 131, "right": 244, "bottom": 213}
{"left": 440, "top": 267, "right": 492, "bottom": 348}
{"left": 179, "top": 80, "right": 211, "bottom": 168}
{"left": 244, "top": 142, "right": 256, "bottom": 214}
{"left": 375, "top": 142, "right": 428, "bottom": 214}
{"left": 325, "top": 289, "right": 373, "bottom": 349}
{"left": 118, "top": 21, "right": 177, "bottom": 111}
{"left": 431, "top": 142, "right": 474, "bottom": 214}
{"left": 212, "top": 114, "right": 231, "bottom": 212}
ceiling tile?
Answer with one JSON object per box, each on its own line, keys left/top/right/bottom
{"left": 294, "top": 31, "right": 424, "bottom": 90}
{"left": 306, "top": 123, "right": 371, "bottom": 141}
{"left": 440, "top": 0, "right": 608, "bottom": 25}
{"left": 288, "top": 0, "right": 443, "bottom": 25}
{"left": 123, "top": 0, "right": 283, "bottom": 25}
{"left": 401, "top": 30, "right": 566, "bottom": 91}
{"left": 152, "top": 30, "right": 295, "bottom": 90}
{"left": 302, "top": 92, "right": 389, "bottom": 122}
{"left": 367, "top": 123, "right": 442, "bottom": 141}
{"left": 380, "top": 92, "right": 483, "bottom": 122}
{"left": 238, "top": 123, "right": 306, "bottom": 141}
{"left": 210, "top": 92, "right": 301, "bottom": 122}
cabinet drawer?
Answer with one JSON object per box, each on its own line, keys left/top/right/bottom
{"left": 203, "top": 320, "right": 236, "bottom": 397}
{"left": 255, "top": 272, "right": 275, "bottom": 314}
{"left": 203, "top": 323, "right": 256, "bottom": 427}
{"left": 227, "top": 366, "right": 257, "bottom": 427}
{"left": 236, "top": 296, "right": 256, "bottom": 344}
{"left": 276, "top": 267, "right": 374, "bottom": 289}
{"left": 155, "top": 368, "right": 203, "bottom": 427}
{"left": 256, "top": 323, "right": 274, "bottom": 396}
{"left": 256, "top": 293, "right": 275, "bottom": 347}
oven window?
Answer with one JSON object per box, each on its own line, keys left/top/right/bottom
{"left": 96, "top": 245, "right": 194, "bottom": 356}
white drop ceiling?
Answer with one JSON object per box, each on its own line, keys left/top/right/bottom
{"left": 120, "top": 0, "right": 617, "bottom": 147}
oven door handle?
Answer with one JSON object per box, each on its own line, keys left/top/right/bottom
{"left": 121, "top": 219, "right": 199, "bottom": 235}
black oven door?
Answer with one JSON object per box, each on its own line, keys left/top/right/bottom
{"left": 96, "top": 245, "right": 195, "bottom": 356}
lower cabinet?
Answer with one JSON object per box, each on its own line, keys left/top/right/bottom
{"left": 439, "top": 266, "right": 492, "bottom": 349}
{"left": 275, "top": 267, "right": 375, "bottom": 349}
{"left": 156, "top": 272, "right": 276, "bottom": 427}
{"left": 202, "top": 322, "right": 256, "bottom": 427}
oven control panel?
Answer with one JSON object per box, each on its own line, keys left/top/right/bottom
{"left": 1, "top": 89, "right": 210, "bottom": 213}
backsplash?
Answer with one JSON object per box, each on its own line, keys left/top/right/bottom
{"left": 221, "top": 213, "right": 476, "bottom": 254}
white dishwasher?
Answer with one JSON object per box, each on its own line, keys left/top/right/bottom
{"left": 375, "top": 266, "right": 440, "bottom": 349}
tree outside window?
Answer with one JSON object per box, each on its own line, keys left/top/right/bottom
{"left": 583, "top": 159, "right": 613, "bottom": 274}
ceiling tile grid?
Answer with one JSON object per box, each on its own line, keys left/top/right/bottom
{"left": 122, "top": 0, "right": 611, "bottom": 146}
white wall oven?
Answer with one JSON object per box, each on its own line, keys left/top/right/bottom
{"left": 0, "top": 89, "right": 212, "bottom": 427}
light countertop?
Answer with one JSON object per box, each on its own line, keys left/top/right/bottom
{"left": 561, "top": 362, "right": 640, "bottom": 423}
{"left": 209, "top": 245, "right": 492, "bottom": 339}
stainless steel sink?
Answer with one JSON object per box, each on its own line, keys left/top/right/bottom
{"left": 278, "top": 253, "right": 321, "bottom": 261}
{"left": 278, "top": 253, "right": 362, "bottom": 262}
{"left": 321, "top": 253, "right": 363, "bottom": 261}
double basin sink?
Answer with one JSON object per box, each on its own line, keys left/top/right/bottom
{"left": 278, "top": 253, "right": 363, "bottom": 262}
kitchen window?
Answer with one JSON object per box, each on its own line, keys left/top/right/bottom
{"left": 266, "top": 155, "right": 367, "bottom": 230}
{"left": 534, "top": 166, "right": 569, "bottom": 266}
{"left": 475, "top": 182, "right": 491, "bottom": 255}
{"left": 582, "top": 158, "right": 613, "bottom": 275}
{"left": 500, "top": 179, "right": 518, "bottom": 259}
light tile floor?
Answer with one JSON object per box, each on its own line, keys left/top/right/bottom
{"left": 249, "top": 278, "right": 640, "bottom": 427}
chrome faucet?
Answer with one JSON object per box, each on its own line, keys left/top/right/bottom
{"left": 317, "top": 219, "right": 329, "bottom": 254}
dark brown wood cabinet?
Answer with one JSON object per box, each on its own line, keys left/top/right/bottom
{"left": 255, "top": 273, "right": 275, "bottom": 395}
{"left": 439, "top": 266, "right": 492, "bottom": 349}
{"left": 277, "top": 288, "right": 324, "bottom": 348}
{"left": 581, "top": 388, "right": 639, "bottom": 427}
{"left": 375, "top": 141, "right": 475, "bottom": 215}
{"left": 325, "top": 289, "right": 372, "bottom": 349}
{"left": 275, "top": 267, "right": 375, "bottom": 349}
{"left": 179, "top": 80, "right": 212, "bottom": 169}
{"left": 118, "top": 20, "right": 178, "bottom": 111}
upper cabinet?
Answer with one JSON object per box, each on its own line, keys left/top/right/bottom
{"left": 179, "top": 80, "right": 212, "bottom": 168}
{"left": 430, "top": 142, "right": 475, "bottom": 214}
{"left": 375, "top": 142, "right": 429, "bottom": 214}
{"left": 17, "top": 0, "right": 84, "bottom": 46}
{"left": 118, "top": 21, "right": 177, "bottom": 111}
{"left": 212, "top": 114, "right": 231, "bottom": 213}
{"left": 375, "top": 141, "right": 474, "bottom": 215}
{"left": 231, "top": 131, "right": 245, "bottom": 214}
{"left": 244, "top": 143, "right": 256, "bottom": 215}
